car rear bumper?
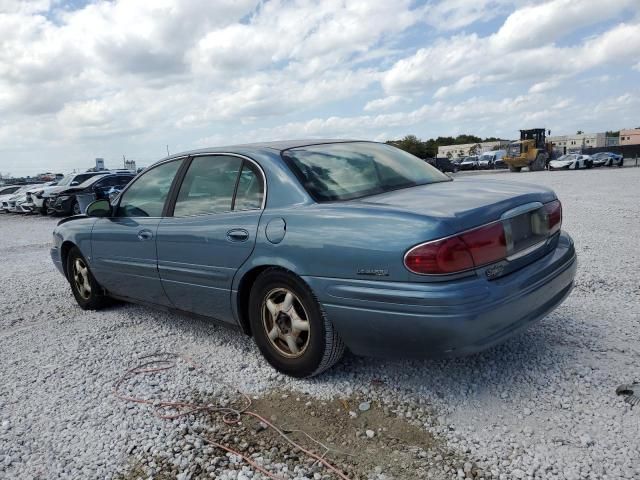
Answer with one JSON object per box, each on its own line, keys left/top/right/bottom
{"left": 303, "top": 231, "right": 576, "bottom": 358}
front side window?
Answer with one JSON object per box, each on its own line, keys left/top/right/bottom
{"left": 282, "top": 142, "right": 449, "bottom": 202}
{"left": 117, "top": 160, "right": 182, "bottom": 217}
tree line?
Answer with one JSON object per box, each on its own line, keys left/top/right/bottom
{"left": 385, "top": 134, "right": 504, "bottom": 159}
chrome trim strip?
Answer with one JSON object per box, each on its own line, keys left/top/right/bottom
{"left": 500, "top": 202, "right": 543, "bottom": 220}
{"left": 506, "top": 239, "right": 548, "bottom": 261}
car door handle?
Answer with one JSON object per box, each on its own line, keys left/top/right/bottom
{"left": 137, "top": 229, "right": 153, "bottom": 241}
{"left": 226, "top": 229, "right": 249, "bottom": 242}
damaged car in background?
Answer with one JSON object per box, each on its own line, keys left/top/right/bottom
{"left": 51, "top": 140, "right": 577, "bottom": 378}
{"left": 47, "top": 172, "right": 135, "bottom": 216}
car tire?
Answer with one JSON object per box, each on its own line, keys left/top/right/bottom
{"left": 249, "top": 268, "right": 345, "bottom": 378}
{"left": 72, "top": 200, "right": 81, "bottom": 215}
{"left": 530, "top": 153, "right": 546, "bottom": 171}
{"left": 509, "top": 165, "right": 522, "bottom": 172}
{"left": 66, "top": 246, "right": 109, "bottom": 310}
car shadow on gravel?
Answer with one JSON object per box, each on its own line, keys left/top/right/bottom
{"left": 312, "top": 317, "right": 575, "bottom": 403}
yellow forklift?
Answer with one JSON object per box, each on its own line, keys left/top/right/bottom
{"left": 504, "top": 128, "right": 551, "bottom": 172}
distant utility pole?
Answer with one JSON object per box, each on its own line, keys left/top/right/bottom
{"left": 166, "top": 145, "right": 170, "bottom": 156}
{"left": 123, "top": 155, "right": 126, "bottom": 168}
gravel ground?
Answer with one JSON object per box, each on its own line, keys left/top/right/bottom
{"left": 1, "top": 166, "right": 639, "bottom": 480}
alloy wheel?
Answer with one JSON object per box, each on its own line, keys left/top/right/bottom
{"left": 72, "top": 258, "right": 92, "bottom": 300}
{"left": 262, "top": 288, "right": 310, "bottom": 358}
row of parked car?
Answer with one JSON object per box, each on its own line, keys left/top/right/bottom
{"left": 428, "top": 151, "right": 624, "bottom": 173}
{"left": 0, "top": 170, "right": 136, "bottom": 216}
{"left": 548, "top": 152, "right": 624, "bottom": 170}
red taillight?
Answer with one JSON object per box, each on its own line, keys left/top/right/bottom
{"left": 544, "top": 199, "right": 562, "bottom": 235}
{"left": 405, "top": 200, "right": 562, "bottom": 275}
{"left": 459, "top": 221, "right": 507, "bottom": 266}
{"left": 404, "top": 236, "right": 474, "bottom": 274}
{"left": 405, "top": 222, "right": 506, "bottom": 275}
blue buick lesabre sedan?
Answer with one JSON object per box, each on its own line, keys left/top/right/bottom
{"left": 51, "top": 140, "right": 577, "bottom": 377}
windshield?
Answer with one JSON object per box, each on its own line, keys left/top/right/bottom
{"left": 557, "top": 155, "right": 577, "bottom": 161}
{"left": 57, "top": 175, "right": 73, "bottom": 186}
{"left": 480, "top": 154, "right": 493, "bottom": 161}
{"left": 76, "top": 174, "right": 108, "bottom": 189}
{"left": 282, "top": 142, "right": 450, "bottom": 202}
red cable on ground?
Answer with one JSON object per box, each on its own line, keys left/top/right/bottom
{"left": 112, "top": 352, "right": 351, "bottom": 480}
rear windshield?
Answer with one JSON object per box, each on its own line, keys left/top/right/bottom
{"left": 282, "top": 142, "right": 450, "bottom": 202}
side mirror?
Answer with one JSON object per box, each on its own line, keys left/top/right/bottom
{"left": 70, "top": 180, "right": 79, "bottom": 186}
{"left": 86, "top": 199, "right": 112, "bottom": 217}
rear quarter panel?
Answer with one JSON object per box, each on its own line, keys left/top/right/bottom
{"left": 235, "top": 204, "right": 455, "bottom": 285}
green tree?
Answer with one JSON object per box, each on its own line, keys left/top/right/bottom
{"left": 454, "top": 134, "right": 482, "bottom": 144}
{"left": 386, "top": 135, "right": 428, "bottom": 158}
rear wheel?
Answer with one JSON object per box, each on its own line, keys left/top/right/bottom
{"left": 249, "top": 268, "right": 345, "bottom": 378}
{"left": 72, "top": 200, "right": 81, "bottom": 215}
{"left": 66, "top": 247, "right": 108, "bottom": 310}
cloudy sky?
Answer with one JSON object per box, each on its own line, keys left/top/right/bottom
{"left": 1, "top": 0, "right": 639, "bottom": 175}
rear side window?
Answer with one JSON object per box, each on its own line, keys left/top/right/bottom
{"left": 234, "top": 163, "right": 264, "bottom": 211}
{"left": 117, "top": 160, "right": 182, "bottom": 217}
{"left": 174, "top": 156, "right": 243, "bottom": 216}
{"left": 173, "top": 156, "right": 264, "bottom": 216}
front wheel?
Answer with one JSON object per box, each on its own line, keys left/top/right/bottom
{"left": 71, "top": 200, "right": 81, "bottom": 215}
{"left": 249, "top": 269, "right": 345, "bottom": 378}
{"left": 66, "top": 247, "right": 109, "bottom": 310}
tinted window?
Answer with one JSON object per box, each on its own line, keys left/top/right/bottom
{"left": 282, "top": 142, "right": 449, "bottom": 202}
{"left": 75, "top": 173, "right": 96, "bottom": 184}
{"left": 234, "top": 163, "right": 264, "bottom": 210}
{"left": 116, "top": 175, "right": 134, "bottom": 187}
{"left": 117, "top": 160, "right": 181, "bottom": 217}
{"left": 174, "top": 156, "right": 243, "bottom": 216}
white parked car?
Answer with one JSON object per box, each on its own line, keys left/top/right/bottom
{"left": 549, "top": 154, "right": 593, "bottom": 170}
{"left": 23, "top": 181, "right": 58, "bottom": 214}
{"left": 1, "top": 185, "right": 33, "bottom": 212}
{"left": 4, "top": 184, "right": 45, "bottom": 213}
{"left": 478, "top": 150, "right": 506, "bottom": 169}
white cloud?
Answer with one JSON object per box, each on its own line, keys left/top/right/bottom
{"left": 382, "top": 18, "right": 640, "bottom": 95}
{"left": 363, "top": 95, "right": 407, "bottom": 111}
{"left": 1, "top": 0, "right": 639, "bottom": 175}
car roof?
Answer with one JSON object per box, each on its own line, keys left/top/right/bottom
{"left": 160, "top": 139, "right": 365, "bottom": 161}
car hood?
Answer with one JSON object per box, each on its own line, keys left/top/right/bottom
{"left": 350, "top": 178, "right": 556, "bottom": 233}
{"left": 44, "top": 185, "right": 82, "bottom": 197}
{"left": 550, "top": 159, "right": 573, "bottom": 166}
{"left": 31, "top": 184, "right": 58, "bottom": 194}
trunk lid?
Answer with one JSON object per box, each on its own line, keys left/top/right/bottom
{"left": 354, "top": 178, "right": 556, "bottom": 234}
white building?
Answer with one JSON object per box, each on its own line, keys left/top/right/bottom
{"left": 548, "top": 132, "right": 606, "bottom": 154}
{"left": 437, "top": 140, "right": 510, "bottom": 158}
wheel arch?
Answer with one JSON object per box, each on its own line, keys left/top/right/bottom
{"left": 60, "top": 240, "right": 77, "bottom": 279}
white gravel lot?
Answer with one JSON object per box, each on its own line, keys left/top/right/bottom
{"left": 1, "top": 167, "right": 639, "bottom": 480}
